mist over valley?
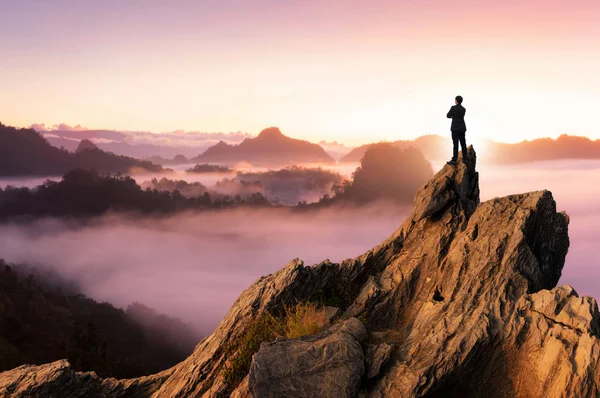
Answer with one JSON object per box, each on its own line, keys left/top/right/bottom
{"left": 0, "top": 159, "right": 597, "bottom": 337}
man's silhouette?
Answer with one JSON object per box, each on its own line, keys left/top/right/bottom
{"left": 446, "top": 95, "right": 467, "bottom": 165}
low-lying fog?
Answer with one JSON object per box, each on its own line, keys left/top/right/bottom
{"left": 0, "top": 159, "right": 598, "bottom": 336}
{"left": 0, "top": 202, "right": 409, "bottom": 335}
{"left": 0, "top": 163, "right": 360, "bottom": 188}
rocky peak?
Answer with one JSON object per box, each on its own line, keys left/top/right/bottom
{"left": 412, "top": 146, "right": 479, "bottom": 221}
{"left": 1, "top": 145, "right": 597, "bottom": 398}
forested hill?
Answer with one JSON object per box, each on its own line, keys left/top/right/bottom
{"left": 0, "top": 169, "right": 271, "bottom": 221}
{"left": 0, "top": 260, "right": 199, "bottom": 378}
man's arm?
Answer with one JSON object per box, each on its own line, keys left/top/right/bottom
{"left": 446, "top": 106, "right": 454, "bottom": 118}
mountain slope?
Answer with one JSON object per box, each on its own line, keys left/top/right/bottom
{"left": 0, "top": 262, "right": 198, "bottom": 379}
{"left": 1, "top": 147, "right": 599, "bottom": 397}
{"left": 192, "top": 127, "right": 335, "bottom": 166}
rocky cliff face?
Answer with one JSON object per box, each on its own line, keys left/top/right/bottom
{"left": 2, "top": 147, "right": 599, "bottom": 398}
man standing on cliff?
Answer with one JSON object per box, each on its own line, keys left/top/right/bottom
{"left": 446, "top": 95, "right": 468, "bottom": 165}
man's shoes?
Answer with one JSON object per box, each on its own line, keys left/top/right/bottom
{"left": 446, "top": 160, "right": 457, "bottom": 166}
{"left": 461, "top": 156, "right": 469, "bottom": 163}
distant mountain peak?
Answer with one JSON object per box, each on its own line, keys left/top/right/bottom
{"left": 256, "top": 127, "right": 284, "bottom": 140}
{"left": 192, "top": 127, "right": 334, "bottom": 166}
{"left": 75, "top": 139, "right": 99, "bottom": 154}
{"left": 213, "top": 140, "right": 231, "bottom": 148}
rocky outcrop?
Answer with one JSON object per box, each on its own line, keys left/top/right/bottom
{"left": 0, "top": 360, "right": 170, "bottom": 398}
{"left": 1, "top": 146, "right": 598, "bottom": 397}
{"left": 498, "top": 286, "right": 600, "bottom": 397}
{"left": 249, "top": 318, "right": 367, "bottom": 397}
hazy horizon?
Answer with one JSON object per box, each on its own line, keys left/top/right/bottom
{"left": 6, "top": 122, "right": 599, "bottom": 161}
{"left": 18, "top": 122, "right": 600, "bottom": 147}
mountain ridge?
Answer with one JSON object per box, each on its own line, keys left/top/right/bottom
{"left": 38, "top": 124, "right": 600, "bottom": 165}
{"left": 340, "top": 134, "right": 600, "bottom": 164}
{"left": 0, "top": 123, "right": 164, "bottom": 176}
{"left": 191, "top": 127, "right": 335, "bottom": 167}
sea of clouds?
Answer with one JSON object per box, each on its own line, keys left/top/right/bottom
{"left": 0, "top": 159, "right": 597, "bottom": 335}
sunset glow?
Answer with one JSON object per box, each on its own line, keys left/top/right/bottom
{"left": 1, "top": 0, "right": 599, "bottom": 144}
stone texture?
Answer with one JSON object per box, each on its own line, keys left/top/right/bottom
{"left": 500, "top": 286, "right": 600, "bottom": 397}
{"left": 412, "top": 150, "right": 479, "bottom": 221}
{"left": 229, "top": 376, "right": 251, "bottom": 398}
{"left": 1, "top": 146, "right": 598, "bottom": 397}
{"left": 0, "top": 360, "right": 170, "bottom": 398}
{"left": 248, "top": 318, "right": 366, "bottom": 398}
{"left": 364, "top": 342, "right": 393, "bottom": 379}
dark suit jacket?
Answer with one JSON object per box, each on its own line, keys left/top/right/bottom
{"left": 447, "top": 104, "right": 467, "bottom": 132}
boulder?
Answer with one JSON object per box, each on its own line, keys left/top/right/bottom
{"left": 249, "top": 318, "right": 367, "bottom": 398}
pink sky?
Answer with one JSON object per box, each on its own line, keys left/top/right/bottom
{"left": 1, "top": 0, "right": 600, "bottom": 145}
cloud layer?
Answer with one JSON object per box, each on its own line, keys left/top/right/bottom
{"left": 0, "top": 203, "right": 407, "bottom": 335}
{"left": 0, "top": 159, "right": 597, "bottom": 336}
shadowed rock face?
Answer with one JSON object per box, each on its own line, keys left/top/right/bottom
{"left": 1, "top": 146, "right": 598, "bottom": 398}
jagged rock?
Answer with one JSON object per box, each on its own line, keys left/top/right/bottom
{"left": 1, "top": 145, "right": 598, "bottom": 397}
{"left": 0, "top": 360, "right": 170, "bottom": 398}
{"left": 499, "top": 286, "right": 600, "bottom": 397}
{"left": 412, "top": 150, "right": 479, "bottom": 221}
{"left": 364, "top": 342, "right": 393, "bottom": 379}
{"left": 249, "top": 318, "right": 366, "bottom": 397}
{"left": 524, "top": 285, "right": 600, "bottom": 336}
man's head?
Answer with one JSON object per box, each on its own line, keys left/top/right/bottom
{"left": 455, "top": 95, "right": 463, "bottom": 105}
